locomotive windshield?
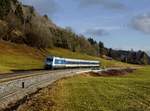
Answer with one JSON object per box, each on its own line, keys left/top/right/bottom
{"left": 46, "top": 58, "right": 53, "bottom": 62}
{"left": 45, "top": 57, "right": 53, "bottom": 69}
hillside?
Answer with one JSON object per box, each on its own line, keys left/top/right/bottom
{"left": 0, "top": 0, "right": 149, "bottom": 66}
{"left": 0, "top": 0, "right": 98, "bottom": 53}
{"left": 0, "top": 41, "right": 45, "bottom": 73}
{"left": 106, "top": 49, "right": 150, "bottom": 65}
{"left": 0, "top": 0, "right": 57, "bottom": 48}
{"left": 0, "top": 41, "right": 135, "bottom": 73}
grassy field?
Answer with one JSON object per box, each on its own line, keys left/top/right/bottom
{"left": 17, "top": 67, "right": 150, "bottom": 111}
{"left": 0, "top": 41, "right": 134, "bottom": 73}
{"left": 0, "top": 41, "right": 45, "bottom": 73}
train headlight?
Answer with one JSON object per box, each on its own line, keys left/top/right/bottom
{"left": 47, "top": 62, "right": 51, "bottom": 65}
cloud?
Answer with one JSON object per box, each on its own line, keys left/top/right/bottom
{"left": 132, "top": 14, "right": 150, "bottom": 34}
{"left": 95, "top": 26, "right": 122, "bottom": 30}
{"left": 21, "top": 0, "right": 59, "bottom": 16}
{"left": 79, "top": 0, "right": 126, "bottom": 10}
{"left": 85, "top": 28, "right": 108, "bottom": 36}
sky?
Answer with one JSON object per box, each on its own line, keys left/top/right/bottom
{"left": 21, "top": 0, "right": 150, "bottom": 51}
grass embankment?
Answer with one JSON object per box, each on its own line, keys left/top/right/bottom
{"left": 0, "top": 41, "right": 46, "bottom": 73}
{"left": 17, "top": 67, "right": 150, "bottom": 111}
{"left": 0, "top": 41, "right": 134, "bottom": 73}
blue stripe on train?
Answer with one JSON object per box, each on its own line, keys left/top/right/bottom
{"left": 54, "top": 59, "right": 98, "bottom": 65}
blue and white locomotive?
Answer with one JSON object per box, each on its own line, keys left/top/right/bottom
{"left": 45, "top": 56, "right": 100, "bottom": 69}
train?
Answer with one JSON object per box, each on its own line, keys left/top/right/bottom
{"left": 44, "top": 56, "right": 100, "bottom": 69}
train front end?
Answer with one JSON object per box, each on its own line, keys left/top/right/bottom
{"left": 45, "top": 56, "right": 54, "bottom": 69}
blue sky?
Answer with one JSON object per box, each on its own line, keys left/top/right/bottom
{"left": 21, "top": 0, "right": 150, "bottom": 51}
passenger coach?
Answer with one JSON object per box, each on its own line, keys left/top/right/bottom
{"left": 45, "top": 56, "right": 100, "bottom": 69}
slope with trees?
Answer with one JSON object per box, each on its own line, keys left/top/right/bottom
{"left": 0, "top": 0, "right": 149, "bottom": 65}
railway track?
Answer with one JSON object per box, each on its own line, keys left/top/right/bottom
{"left": 0, "top": 67, "right": 134, "bottom": 110}
{"left": 0, "top": 69, "right": 87, "bottom": 83}
{"left": 0, "top": 68, "right": 92, "bottom": 110}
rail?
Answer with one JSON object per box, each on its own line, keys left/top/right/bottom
{"left": 0, "top": 68, "right": 92, "bottom": 110}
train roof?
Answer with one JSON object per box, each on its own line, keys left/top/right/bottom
{"left": 47, "top": 56, "right": 100, "bottom": 63}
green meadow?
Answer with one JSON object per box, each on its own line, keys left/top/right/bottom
{"left": 17, "top": 67, "right": 150, "bottom": 111}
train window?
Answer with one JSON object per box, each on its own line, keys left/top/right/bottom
{"left": 55, "top": 59, "right": 61, "bottom": 64}
{"left": 46, "top": 58, "right": 53, "bottom": 62}
{"left": 65, "top": 61, "right": 79, "bottom": 64}
{"left": 79, "top": 61, "right": 99, "bottom": 65}
{"left": 57, "top": 59, "right": 99, "bottom": 65}
{"left": 55, "top": 59, "right": 66, "bottom": 64}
